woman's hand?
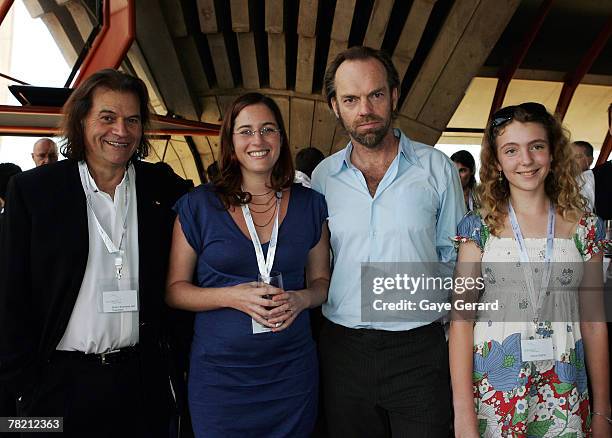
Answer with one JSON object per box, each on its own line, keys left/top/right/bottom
{"left": 267, "top": 290, "right": 310, "bottom": 332}
{"left": 226, "top": 282, "right": 284, "bottom": 328}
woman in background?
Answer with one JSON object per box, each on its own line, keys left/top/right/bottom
{"left": 449, "top": 102, "right": 611, "bottom": 437}
{"left": 166, "top": 93, "right": 330, "bottom": 437}
{"left": 451, "top": 149, "right": 477, "bottom": 211}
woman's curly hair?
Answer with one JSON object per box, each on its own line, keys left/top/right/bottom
{"left": 477, "top": 103, "right": 586, "bottom": 236}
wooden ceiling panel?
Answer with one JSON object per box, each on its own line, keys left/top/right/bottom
{"left": 362, "top": 0, "right": 394, "bottom": 49}
{"left": 217, "top": 94, "right": 239, "bottom": 117}
{"left": 391, "top": 0, "right": 436, "bottom": 79}
{"left": 135, "top": 0, "right": 199, "bottom": 120}
{"left": 61, "top": 0, "right": 94, "bottom": 41}
{"left": 417, "top": 0, "right": 521, "bottom": 130}
{"left": 330, "top": 0, "right": 356, "bottom": 42}
{"left": 236, "top": 32, "right": 260, "bottom": 89}
{"left": 230, "top": 0, "right": 250, "bottom": 32}
{"left": 265, "top": 0, "right": 284, "bottom": 33}
{"left": 298, "top": 0, "right": 318, "bottom": 37}
{"left": 207, "top": 33, "right": 234, "bottom": 88}
{"left": 174, "top": 36, "right": 210, "bottom": 96}
{"left": 400, "top": 0, "right": 480, "bottom": 120}
{"left": 127, "top": 43, "right": 168, "bottom": 115}
{"left": 268, "top": 32, "right": 287, "bottom": 89}
{"left": 160, "top": 0, "right": 188, "bottom": 38}
{"left": 289, "top": 97, "right": 315, "bottom": 154}
{"left": 295, "top": 36, "right": 317, "bottom": 94}
{"left": 394, "top": 115, "right": 442, "bottom": 147}
{"left": 198, "top": 96, "right": 222, "bottom": 165}
{"left": 330, "top": 125, "right": 349, "bottom": 155}
{"left": 196, "top": 0, "right": 218, "bottom": 33}
{"left": 271, "top": 96, "right": 290, "bottom": 138}
{"left": 326, "top": 0, "right": 357, "bottom": 67}
{"left": 311, "top": 101, "right": 337, "bottom": 152}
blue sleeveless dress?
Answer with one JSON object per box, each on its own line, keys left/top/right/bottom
{"left": 174, "top": 183, "right": 327, "bottom": 438}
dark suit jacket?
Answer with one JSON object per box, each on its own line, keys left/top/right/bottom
{"left": 0, "top": 159, "right": 189, "bottom": 419}
{"left": 593, "top": 161, "right": 611, "bottom": 220}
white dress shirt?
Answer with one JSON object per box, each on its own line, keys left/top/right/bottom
{"left": 56, "top": 161, "right": 139, "bottom": 353}
{"left": 579, "top": 170, "right": 595, "bottom": 211}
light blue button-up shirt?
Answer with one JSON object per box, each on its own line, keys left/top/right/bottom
{"left": 311, "top": 129, "right": 466, "bottom": 330}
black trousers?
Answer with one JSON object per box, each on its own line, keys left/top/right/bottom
{"left": 319, "top": 320, "right": 451, "bottom": 438}
{"left": 16, "top": 351, "right": 171, "bottom": 438}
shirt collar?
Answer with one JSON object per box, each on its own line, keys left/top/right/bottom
{"left": 331, "top": 128, "right": 422, "bottom": 175}
{"left": 80, "top": 160, "right": 131, "bottom": 193}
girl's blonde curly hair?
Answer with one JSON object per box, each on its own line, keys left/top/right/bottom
{"left": 477, "top": 103, "right": 586, "bottom": 236}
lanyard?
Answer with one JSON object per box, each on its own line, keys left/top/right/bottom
{"left": 241, "top": 192, "right": 281, "bottom": 282}
{"left": 79, "top": 161, "right": 130, "bottom": 280}
{"left": 508, "top": 201, "right": 555, "bottom": 322}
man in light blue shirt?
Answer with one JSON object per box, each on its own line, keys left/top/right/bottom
{"left": 311, "top": 46, "right": 465, "bottom": 437}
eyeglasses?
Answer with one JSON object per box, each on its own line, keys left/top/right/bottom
{"left": 233, "top": 127, "right": 281, "bottom": 138}
{"left": 490, "top": 102, "right": 548, "bottom": 128}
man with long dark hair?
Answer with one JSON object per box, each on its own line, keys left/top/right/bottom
{"left": 0, "top": 69, "right": 189, "bottom": 437}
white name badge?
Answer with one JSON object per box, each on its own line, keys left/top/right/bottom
{"left": 521, "top": 338, "right": 554, "bottom": 362}
{"left": 251, "top": 318, "right": 272, "bottom": 334}
{"left": 102, "top": 290, "right": 139, "bottom": 313}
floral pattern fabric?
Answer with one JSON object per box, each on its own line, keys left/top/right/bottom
{"left": 455, "top": 212, "right": 609, "bottom": 437}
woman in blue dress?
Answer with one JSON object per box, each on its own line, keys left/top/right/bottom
{"left": 166, "top": 93, "right": 330, "bottom": 437}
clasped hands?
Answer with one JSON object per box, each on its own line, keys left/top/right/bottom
{"left": 229, "top": 282, "right": 307, "bottom": 332}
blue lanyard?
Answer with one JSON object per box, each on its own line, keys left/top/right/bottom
{"left": 508, "top": 201, "right": 555, "bottom": 322}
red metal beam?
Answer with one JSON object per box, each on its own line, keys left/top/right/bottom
{"left": 0, "top": 0, "right": 14, "bottom": 27}
{"left": 0, "top": 105, "right": 220, "bottom": 137}
{"left": 597, "top": 132, "right": 611, "bottom": 166}
{"left": 555, "top": 17, "right": 612, "bottom": 119}
{"left": 488, "top": 0, "right": 554, "bottom": 118}
{"left": 72, "top": 0, "right": 135, "bottom": 87}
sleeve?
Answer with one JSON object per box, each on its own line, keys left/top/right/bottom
{"left": 173, "top": 191, "right": 203, "bottom": 253}
{"left": 574, "top": 213, "right": 611, "bottom": 261}
{"left": 436, "top": 158, "right": 467, "bottom": 263}
{"left": 310, "top": 161, "right": 326, "bottom": 196}
{"left": 0, "top": 176, "right": 37, "bottom": 394}
{"left": 451, "top": 212, "right": 486, "bottom": 252}
{"left": 309, "top": 189, "right": 328, "bottom": 249}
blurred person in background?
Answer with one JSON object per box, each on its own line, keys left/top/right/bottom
{"left": 31, "top": 138, "right": 59, "bottom": 167}
{"left": 451, "top": 150, "right": 478, "bottom": 211}
{"left": 295, "top": 147, "right": 325, "bottom": 188}
{"left": 572, "top": 140, "right": 594, "bottom": 172}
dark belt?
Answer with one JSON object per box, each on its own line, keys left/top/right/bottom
{"left": 53, "top": 345, "right": 139, "bottom": 365}
{"left": 324, "top": 318, "right": 442, "bottom": 338}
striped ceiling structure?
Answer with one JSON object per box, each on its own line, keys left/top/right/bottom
{"left": 4, "top": 0, "right": 612, "bottom": 184}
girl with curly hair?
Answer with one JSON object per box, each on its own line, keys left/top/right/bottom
{"left": 449, "top": 103, "right": 611, "bottom": 437}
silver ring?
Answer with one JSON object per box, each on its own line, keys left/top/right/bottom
{"left": 275, "top": 322, "right": 281, "bottom": 327}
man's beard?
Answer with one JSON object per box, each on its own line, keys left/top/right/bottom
{"left": 338, "top": 110, "right": 392, "bottom": 149}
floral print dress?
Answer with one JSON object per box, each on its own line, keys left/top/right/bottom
{"left": 454, "top": 212, "right": 609, "bottom": 438}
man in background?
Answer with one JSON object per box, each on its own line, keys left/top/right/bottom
{"left": 31, "top": 138, "right": 59, "bottom": 167}
{"left": 0, "top": 163, "right": 21, "bottom": 217}
{"left": 295, "top": 147, "right": 325, "bottom": 188}
{"left": 572, "top": 140, "right": 594, "bottom": 172}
